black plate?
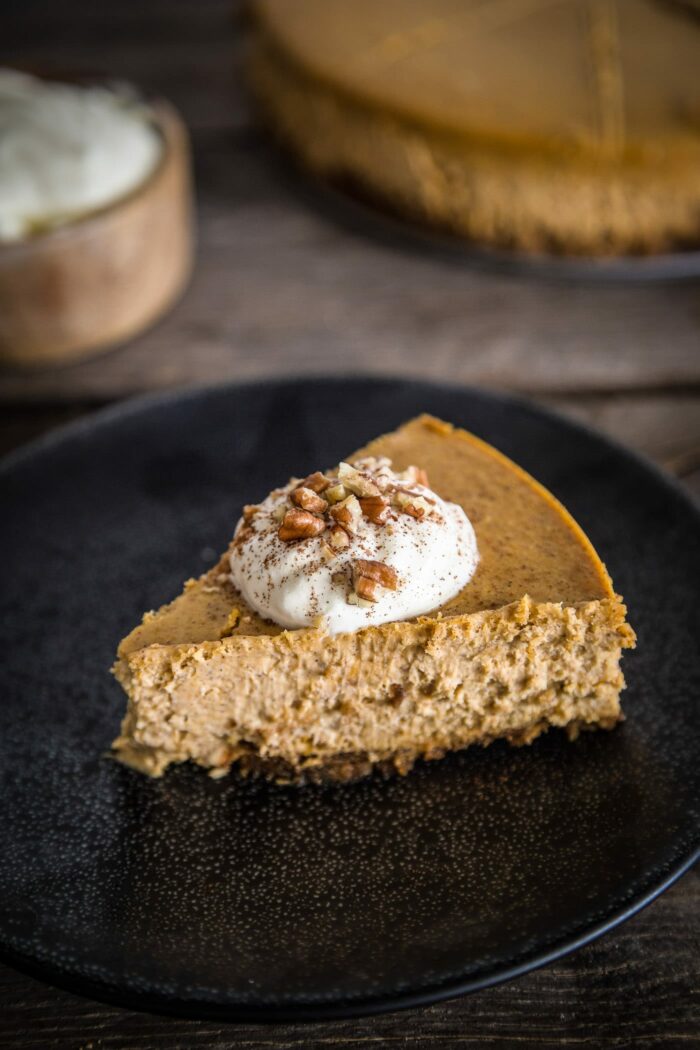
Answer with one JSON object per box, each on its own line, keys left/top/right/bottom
{"left": 1, "top": 377, "right": 698, "bottom": 1021}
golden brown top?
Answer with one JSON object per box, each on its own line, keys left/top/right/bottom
{"left": 252, "top": 0, "right": 700, "bottom": 163}
{"left": 358, "top": 415, "right": 612, "bottom": 616}
{"left": 119, "top": 414, "right": 613, "bottom": 655}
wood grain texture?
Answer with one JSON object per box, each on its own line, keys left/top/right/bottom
{"left": 0, "top": 0, "right": 698, "bottom": 1045}
{"left": 0, "top": 127, "right": 699, "bottom": 401}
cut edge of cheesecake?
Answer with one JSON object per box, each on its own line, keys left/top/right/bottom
{"left": 111, "top": 414, "right": 635, "bottom": 782}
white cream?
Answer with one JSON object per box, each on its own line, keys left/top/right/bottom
{"left": 0, "top": 69, "right": 162, "bottom": 241}
{"left": 230, "top": 458, "right": 479, "bottom": 635}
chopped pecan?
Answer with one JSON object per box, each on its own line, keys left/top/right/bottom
{"left": 395, "top": 491, "right": 432, "bottom": 519}
{"left": 278, "top": 508, "right": 326, "bottom": 541}
{"left": 329, "top": 494, "right": 362, "bottom": 533}
{"left": 362, "top": 457, "right": 395, "bottom": 491}
{"left": 353, "top": 575, "right": 380, "bottom": 602}
{"left": 353, "top": 558, "right": 399, "bottom": 591}
{"left": 337, "top": 462, "right": 380, "bottom": 497}
{"left": 354, "top": 456, "right": 391, "bottom": 475}
{"left": 324, "top": 483, "right": 347, "bottom": 504}
{"left": 299, "top": 471, "right": 330, "bottom": 493}
{"left": 291, "top": 486, "right": 328, "bottom": 514}
{"left": 242, "top": 504, "right": 260, "bottom": 523}
{"left": 359, "top": 494, "right": 391, "bottom": 525}
{"left": 328, "top": 525, "right": 351, "bottom": 549}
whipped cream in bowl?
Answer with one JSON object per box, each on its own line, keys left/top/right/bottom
{"left": 0, "top": 69, "right": 162, "bottom": 242}
{"left": 229, "top": 457, "right": 479, "bottom": 635}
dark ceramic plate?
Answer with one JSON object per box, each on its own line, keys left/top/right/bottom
{"left": 1, "top": 377, "right": 698, "bottom": 1021}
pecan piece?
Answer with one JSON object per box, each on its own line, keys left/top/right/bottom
{"left": 278, "top": 508, "right": 326, "bottom": 541}
{"left": 324, "top": 482, "right": 347, "bottom": 504}
{"left": 359, "top": 494, "right": 391, "bottom": 525}
{"left": 291, "top": 486, "right": 328, "bottom": 514}
{"left": 299, "top": 471, "right": 330, "bottom": 494}
{"left": 354, "top": 558, "right": 399, "bottom": 590}
{"left": 242, "top": 504, "right": 260, "bottom": 523}
{"left": 328, "top": 525, "right": 351, "bottom": 549}
{"left": 354, "top": 575, "right": 380, "bottom": 602}
{"left": 337, "top": 462, "right": 380, "bottom": 497}
{"left": 350, "top": 558, "right": 398, "bottom": 600}
{"left": 395, "top": 491, "right": 432, "bottom": 519}
{"left": 329, "top": 494, "right": 362, "bottom": 533}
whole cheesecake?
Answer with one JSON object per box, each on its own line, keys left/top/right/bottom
{"left": 112, "top": 416, "right": 635, "bottom": 782}
{"left": 247, "top": 0, "right": 700, "bottom": 256}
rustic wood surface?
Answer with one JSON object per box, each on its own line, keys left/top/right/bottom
{"left": 1, "top": 1, "right": 698, "bottom": 1047}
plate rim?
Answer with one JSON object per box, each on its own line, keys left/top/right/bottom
{"left": 2, "top": 373, "right": 700, "bottom": 515}
{"left": 0, "top": 846, "right": 696, "bottom": 1023}
{"left": 1, "top": 374, "right": 698, "bottom": 1021}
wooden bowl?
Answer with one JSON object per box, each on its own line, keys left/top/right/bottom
{"left": 0, "top": 100, "right": 194, "bottom": 368}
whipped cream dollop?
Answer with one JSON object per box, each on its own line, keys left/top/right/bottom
{"left": 0, "top": 69, "right": 162, "bottom": 241}
{"left": 229, "top": 457, "right": 479, "bottom": 635}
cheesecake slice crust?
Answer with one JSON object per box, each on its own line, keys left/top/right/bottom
{"left": 112, "top": 415, "right": 635, "bottom": 781}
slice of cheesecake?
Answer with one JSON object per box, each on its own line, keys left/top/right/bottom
{"left": 112, "top": 415, "right": 635, "bottom": 782}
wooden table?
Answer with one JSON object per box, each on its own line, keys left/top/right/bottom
{"left": 2, "top": 3, "right": 698, "bottom": 1046}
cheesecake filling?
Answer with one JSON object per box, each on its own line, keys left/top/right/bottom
{"left": 229, "top": 457, "right": 478, "bottom": 634}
